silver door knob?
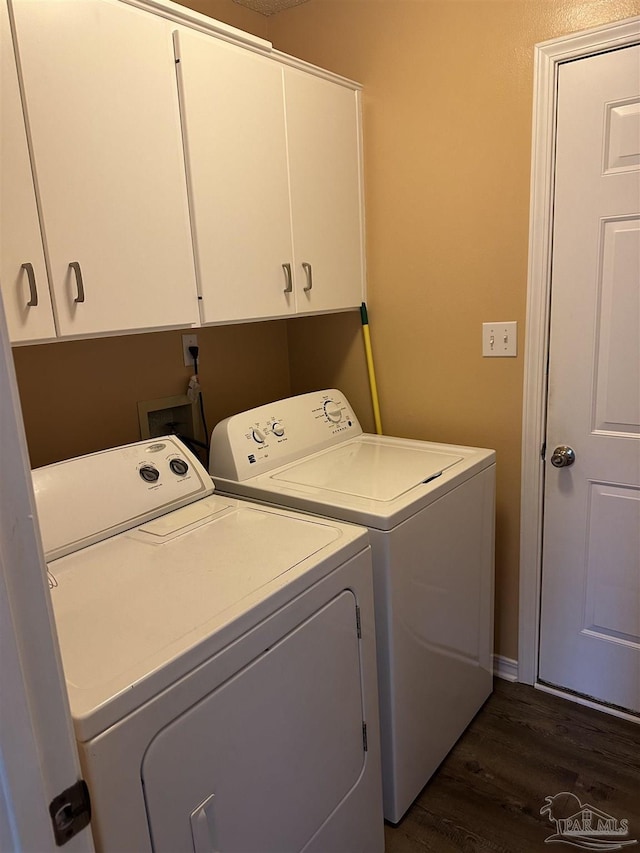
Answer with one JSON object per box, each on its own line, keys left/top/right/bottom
{"left": 550, "top": 445, "right": 575, "bottom": 468}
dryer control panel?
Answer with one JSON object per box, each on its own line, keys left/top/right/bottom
{"left": 210, "top": 390, "right": 363, "bottom": 481}
{"left": 33, "top": 436, "right": 214, "bottom": 561}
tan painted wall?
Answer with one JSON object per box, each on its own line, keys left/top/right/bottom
{"left": 13, "top": 322, "right": 291, "bottom": 469}
{"left": 11, "top": 0, "right": 639, "bottom": 661}
{"left": 268, "top": 0, "right": 640, "bottom": 659}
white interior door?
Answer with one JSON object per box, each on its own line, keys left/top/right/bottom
{"left": 0, "top": 293, "right": 93, "bottom": 849}
{"left": 539, "top": 45, "right": 640, "bottom": 713}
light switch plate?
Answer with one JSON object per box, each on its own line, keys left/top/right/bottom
{"left": 482, "top": 322, "right": 517, "bottom": 357}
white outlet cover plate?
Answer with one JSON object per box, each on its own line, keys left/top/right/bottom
{"left": 482, "top": 322, "right": 517, "bottom": 357}
{"left": 182, "top": 334, "right": 198, "bottom": 367}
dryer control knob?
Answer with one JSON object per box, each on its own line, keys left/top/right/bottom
{"left": 139, "top": 465, "right": 160, "bottom": 483}
{"left": 170, "top": 458, "right": 189, "bottom": 476}
{"left": 323, "top": 400, "right": 342, "bottom": 423}
{"left": 272, "top": 422, "right": 285, "bottom": 437}
{"left": 252, "top": 429, "right": 265, "bottom": 444}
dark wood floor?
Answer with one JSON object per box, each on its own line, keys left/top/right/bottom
{"left": 384, "top": 679, "right": 640, "bottom": 853}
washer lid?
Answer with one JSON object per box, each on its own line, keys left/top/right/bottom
{"left": 48, "top": 497, "right": 360, "bottom": 741}
{"left": 271, "top": 440, "right": 463, "bottom": 501}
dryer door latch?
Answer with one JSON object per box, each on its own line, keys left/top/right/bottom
{"left": 49, "top": 779, "right": 91, "bottom": 846}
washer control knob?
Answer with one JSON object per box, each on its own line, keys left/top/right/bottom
{"left": 272, "top": 422, "right": 285, "bottom": 437}
{"left": 139, "top": 465, "right": 160, "bottom": 483}
{"left": 323, "top": 400, "right": 342, "bottom": 424}
{"left": 169, "top": 458, "right": 189, "bottom": 476}
{"left": 251, "top": 429, "right": 265, "bottom": 444}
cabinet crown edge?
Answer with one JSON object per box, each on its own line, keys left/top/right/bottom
{"left": 122, "top": 0, "right": 362, "bottom": 89}
{"left": 121, "top": 0, "right": 272, "bottom": 50}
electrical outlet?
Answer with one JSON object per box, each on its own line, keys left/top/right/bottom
{"left": 482, "top": 322, "right": 517, "bottom": 357}
{"left": 182, "top": 334, "right": 198, "bottom": 367}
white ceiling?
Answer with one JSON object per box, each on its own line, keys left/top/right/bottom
{"left": 232, "top": 0, "right": 311, "bottom": 16}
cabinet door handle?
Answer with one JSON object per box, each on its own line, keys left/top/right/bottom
{"left": 302, "top": 262, "right": 313, "bottom": 292}
{"left": 69, "top": 261, "right": 85, "bottom": 303}
{"left": 282, "top": 262, "right": 293, "bottom": 294}
{"left": 22, "top": 263, "right": 38, "bottom": 307}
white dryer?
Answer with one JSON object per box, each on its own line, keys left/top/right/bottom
{"left": 33, "top": 435, "right": 383, "bottom": 853}
{"left": 210, "top": 389, "right": 496, "bottom": 823}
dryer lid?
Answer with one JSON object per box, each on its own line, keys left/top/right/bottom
{"left": 270, "top": 440, "right": 463, "bottom": 501}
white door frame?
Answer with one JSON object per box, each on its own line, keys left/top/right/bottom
{"left": 518, "top": 16, "right": 640, "bottom": 687}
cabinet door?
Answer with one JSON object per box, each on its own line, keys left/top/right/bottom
{"left": 1, "top": 0, "right": 55, "bottom": 344}
{"left": 10, "top": 0, "right": 198, "bottom": 338}
{"left": 285, "top": 68, "right": 365, "bottom": 313}
{"left": 175, "top": 29, "right": 295, "bottom": 324}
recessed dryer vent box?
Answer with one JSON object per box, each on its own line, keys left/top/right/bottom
{"left": 138, "top": 395, "right": 198, "bottom": 441}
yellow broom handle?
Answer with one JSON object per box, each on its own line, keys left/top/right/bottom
{"left": 360, "top": 303, "right": 383, "bottom": 435}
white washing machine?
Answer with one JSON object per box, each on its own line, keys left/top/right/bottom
{"left": 210, "top": 389, "right": 496, "bottom": 823}
{"left": 33, "top": 435, "right": 384, "bottom": 853}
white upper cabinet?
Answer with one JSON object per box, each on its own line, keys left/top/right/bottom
{"left": 284, "top": 67, "right": 365, "bottom": 314}
{"left": 9, "top": 0, "right": 199, "bottom": 338}
{"left": 1, "top": 0, "right": 56, "bottom": 343}
{"left": 175, "top": 29, "right": 295, "bottom": 324}
{"left": 175, "top": 26, "right": 365, "bottom": 324}
{"left": 4, "top": 0, "right": 365, "bottom": 341}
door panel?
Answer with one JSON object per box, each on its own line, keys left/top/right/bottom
{"left": 584, "top": 483, "right": 640, "bottom": 642}
{"left": 539, "top": 45, "right": 640, "bottom": 712}
{"left": 593, "top": 218, "right": 639, "bottom": 434}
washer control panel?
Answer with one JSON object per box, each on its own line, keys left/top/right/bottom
{"left": 210, "top": 390, "right": 363, "bottom": 481}
{"left": 33, "top": 436, "right": 214, "bottom": 561}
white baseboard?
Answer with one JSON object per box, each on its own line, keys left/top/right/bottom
{"left": 535, "top": 683, "right": 640, "bottom": 724}
{"left": 493, "top": 654, "right": 518, "bottom": 682}
{"left": 492, "top": 658, "right": 639, "bottom": 722}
